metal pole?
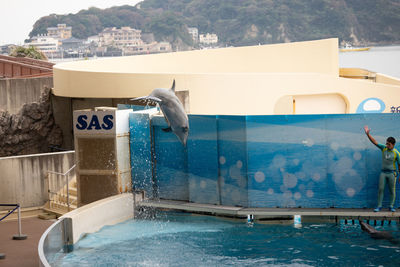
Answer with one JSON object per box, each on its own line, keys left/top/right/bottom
{"left": 67, "top": 173, "right": 70, "bottom": 212}
{"left": 17, "top": 205, "right": 22, "bottom": 236}
{"left": 133, "top": 191, "right": 137, "bottom": 218}
{"left": 12, "top": 204, "right": 27, "bottom": 240}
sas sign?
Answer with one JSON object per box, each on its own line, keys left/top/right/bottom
{"left": 73, "top": 111, "right": 115, "bottom": 134}
{"left": 76, "top": 114, "right": 114, "bottom": 130}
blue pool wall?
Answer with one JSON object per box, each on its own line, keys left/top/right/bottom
{"left": 129, "top": 112, "right": 400, "bottom": 208}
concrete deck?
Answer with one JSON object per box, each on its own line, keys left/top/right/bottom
{"left": 138, "top": 199, "right": 400, "bottom": 222}
{"left": 0, "top": 217, "right": 54, "bottom": 267}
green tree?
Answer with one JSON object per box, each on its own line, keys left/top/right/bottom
{"left": 29, "top": 0, "right": 400, "bottom": 48}
{"left": 9, "top": 46, "right": 48, "bottom": 60}
{"left": 146, "top": 12, "right": 193, "bottom": 49}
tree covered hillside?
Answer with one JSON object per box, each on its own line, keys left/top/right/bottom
{"left": 30, "top": 0, "right": 400, "bottom": 47}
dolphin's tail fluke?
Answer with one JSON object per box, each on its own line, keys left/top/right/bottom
{"left": 360, "top": 221, "right": 393, "bottom": 240}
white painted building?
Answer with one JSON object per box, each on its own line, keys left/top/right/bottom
{"left": 199, "top": 33, "right": 218, "bottom": 45}
{"left": 86, "top": 35, "right": 100, "bottom": 45}
{"left": 47, "top": 24, "right": 72, "bottom": 39}
{"left": 99, "top": 27, "right": 143, "bottom": 48}
{"left": 188, "top": 27, "right": 199, "bottom": 42}
{"left": 25, "top": 35, "right": 59, "bottom": 55}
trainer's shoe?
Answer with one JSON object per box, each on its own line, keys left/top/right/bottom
{"left": 374, "top": 207, "right": 382, "bottom": 212}
{"left": 390, "top": 207, "right": 396, "bottom": 212}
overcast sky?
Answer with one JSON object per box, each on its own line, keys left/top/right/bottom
{"left": 0, "top": 0, "right": 143, "bottom": 45}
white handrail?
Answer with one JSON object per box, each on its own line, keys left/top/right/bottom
{"left": 47, "top": 164, "right": 76, "bottom": 176}
{"left": 47, "top": 164, "right": 77, "bottom": 211}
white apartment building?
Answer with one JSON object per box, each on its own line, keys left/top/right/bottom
{"left": 188, "top": 27, "right": 199, "bottom": 42}
{"left": 199, "top": 33, "right": 218, "bottom": 45}
{"left": 99, "top": 27, "right": 143, "bottom": 48}
{"left": 47, "top": 24, "right": 72, "bottom": 39}
{"left": 86, "top": 35, "right": 100, "bottom": 45}
{"left": 123, "top": 41, "right": 172, "bottom": 55}
{"left": 25, "top": 35, "right": 59, "bottom": 54}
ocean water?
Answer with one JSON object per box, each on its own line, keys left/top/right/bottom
{"left": 339, "top": 45, "right": 400, "bottom": 79}
{"left": 53, "top": 212, "right": 400, "bottom": 267}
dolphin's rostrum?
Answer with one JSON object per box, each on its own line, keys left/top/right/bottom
{"left": 132, "top": 80, "right": 189, "bottom": 146}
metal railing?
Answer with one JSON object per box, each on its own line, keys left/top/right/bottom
{"left": 0, "top": 204, "right": 27, "bottom": 240}
{"left": 47, "top": 164, "right": 76, "bottom": 212}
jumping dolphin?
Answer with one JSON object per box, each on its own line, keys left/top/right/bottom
{"left": 132, "top": 80, "right": 189, "bottom": 146}
{"left": 360, "top": 221, "right": 393, "bottom": 240}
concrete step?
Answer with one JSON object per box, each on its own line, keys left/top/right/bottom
{"left": 55, "top": 194, "right": 77, "bottom": 204}
{"left": 42, "top": 206, "right": 70, "bottom": 217}
{"left": 38, "top": 213, "right": 57, "bottom": 220}
{"left": 48, "top": 201, "right": 77, "bottom": 211}
{"left": 69, "top": 187, "right": 77, "bottom": 197}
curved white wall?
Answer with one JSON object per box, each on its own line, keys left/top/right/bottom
{"left": 39, "top": 193, "right": 140, "bottom": 267}
{"left": 53, "top": 38, "right": 400, "bottom": 115}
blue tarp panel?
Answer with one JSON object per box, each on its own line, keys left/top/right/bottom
{"left": 217, "top": 116, "right": 248, "bottom": 207}
{"left": 130, "top": 112, "right": 400, "bottom": 208}
{"left": 187, "top": 115, "right": 219, "bottom": 204}
{"left": 152, "top": 116, "right": 189, "bottom": 201}
{"left": 246, "top": 114, "right": 400, "bottom": 208}
{"left": 129, "top": 112, "right": 154, "bottom": 198}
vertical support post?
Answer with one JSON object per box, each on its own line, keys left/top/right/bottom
{"left": 48, "top": 173, "right": 52, "bottom": 209}
{"left": 133, "top": 191, "right": 137, "bottom": 218}
{"left": 293, "top": 98, "right": 296, "bottom": 114}
{"left": 17, "top": 205, "right": 22, "bottom": 236}
{"left": 66, "top": 173, "right": 70, "bottom": 212}
{"left": 247, "top": 214, "right": 254, "bottom": 224}
{"left": 12, "top": 204, "right": 27, "bottom": 240}
{"left": 294, "top": 215, "right": 302, "bottom": 228}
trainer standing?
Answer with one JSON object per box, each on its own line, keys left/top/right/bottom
{"left": 364, "top": 125, "right": 400, "bottom": 212}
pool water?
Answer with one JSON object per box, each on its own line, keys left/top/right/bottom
{"left": 54, "top": 212, "right": 400, "bottom": 267}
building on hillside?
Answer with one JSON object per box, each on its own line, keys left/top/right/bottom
{"left": 188, "top": 27, "right": 199, "bottom": 42}
{"left": 99, "top": 27, "right": 143, "bottom": 49}
{"left": 86, "top": 35, "right": 100, "bottom": 45}
{"left": 25, "top": 35, "right": 60, "bottom": 58}
{"left": 199, "top": 33, "right": 218, "bottom": 45}
{"left": 61, "top": 37, "right": 84, "bottom": 50}
{"left": 0, "top": 44, "right": 16, "bottom": 55}
{"left": 124, "top": 41, "right": 172, "bottom": 55}
{"left": 153, "top": 42, "right": 172, "bottom": 53}
{"left": 61, "top": 37, "right": 86, "bottom": 57}
{"left": 47, "top": 24, "right": 72, "bottom": 39}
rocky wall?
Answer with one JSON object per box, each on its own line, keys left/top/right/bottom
{"left": 0, "top": 88, "right": 62, "bottom": 156}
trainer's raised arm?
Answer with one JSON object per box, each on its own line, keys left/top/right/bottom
{"left": 364, "top": 125, "right": 378, "bottom": 146}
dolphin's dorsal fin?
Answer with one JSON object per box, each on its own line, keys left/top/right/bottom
{"left": 170, "top": 79, "right": 175, "bottom": 92}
